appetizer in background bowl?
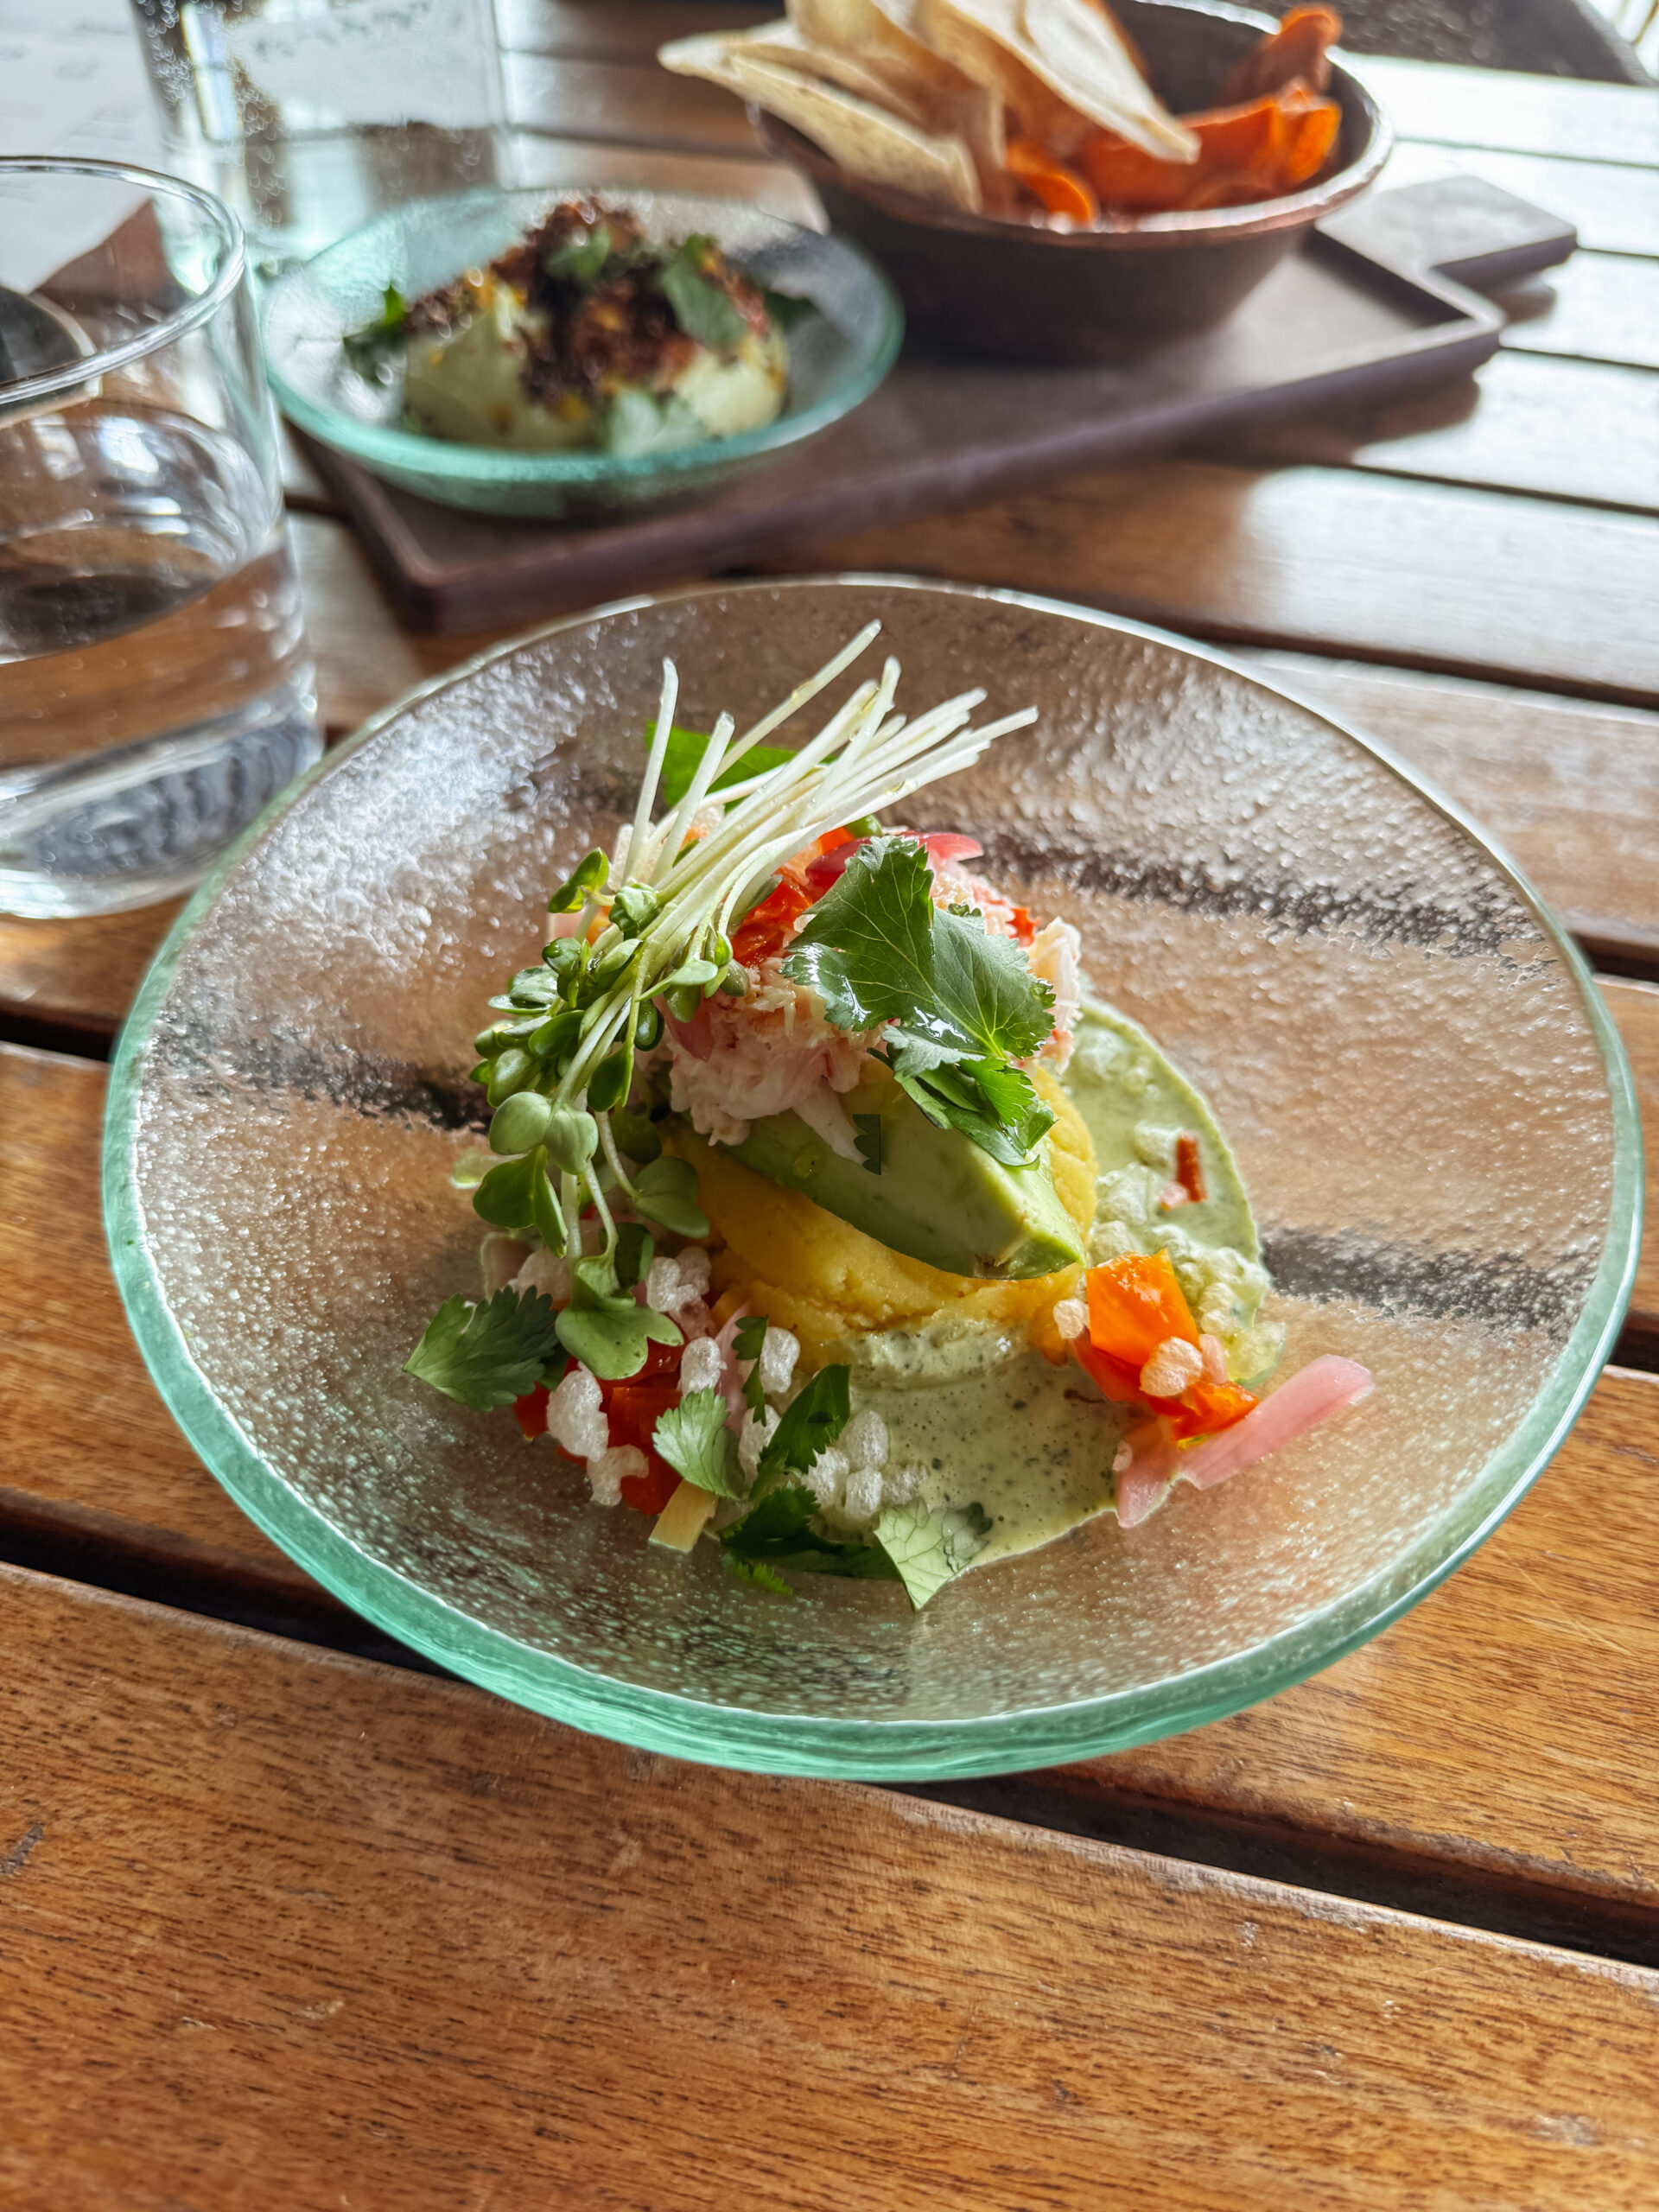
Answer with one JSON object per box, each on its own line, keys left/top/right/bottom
{"left": 353, "top": 200, "right": 792, "bottom": 458}
{"left": 663, "top": 0, "right": 1389, "bottom": 359}
{"left": 263, "top": 187, "right": 901, "bottom": 516}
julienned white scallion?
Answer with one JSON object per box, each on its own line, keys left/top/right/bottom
{"left": 462, "top": 623, "right": 1037, "bottom": 1378}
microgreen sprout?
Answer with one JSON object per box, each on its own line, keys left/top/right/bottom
{"left": 464, "top": 624, "right": 1037, "bottom": 1376}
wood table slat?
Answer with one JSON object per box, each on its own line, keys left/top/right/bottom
{"left": 505, "top": 49, "right": 760, "bottom": 154}
{"left": 1239, "top": 653, "right": 1659, "bottom": 963}
{"left": 0, "top": 1046, "right": 304, "bottom": 1583}
{"left": 496, "top": 0, "right": 772, "bottom": 57}
{"left": 7, "top": 1560, "right": 1659, "bottom": 2211}
{"left": 765, "top": 457, "right": 1659, "bottom": 705}
{"left": 2, "top": 1012, "right": 1654, "bottom": 1934}
{"left": 493, "top": 12, "right": 1659, "bottom": 175}
{"left": 1220, "top": 350, "right": 1659, "bottom": 515}
{"left": 502, "top": 125, "right": 821, "bottom": 225}
{"left": 1364, "top": 55, "right": 1659, "bottom": 168}
{"left": 5, "top": 523, "right": 1659, "bottom": 1037}
{"left": 1605, "top": 979, "right": 1659, "bottom": 1344}
{"left": 1384, "top": 140, "right": 1659, "bottom": 259}
{"left": 1496, "top": 253, "right": 1659, "bottom": 372}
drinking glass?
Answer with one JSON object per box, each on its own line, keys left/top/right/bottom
{"left": 128, "top": 0, "right": 510, "bottom": 270}
{"left": 0, "top": 157, "right": 321, "bottom": 918}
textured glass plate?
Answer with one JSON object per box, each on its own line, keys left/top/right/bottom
{"left": 105, "top": 579, "right": 1642, "bottom": 1779}
{"left": 262, "top": 188, "right": 902, "bottom": 518}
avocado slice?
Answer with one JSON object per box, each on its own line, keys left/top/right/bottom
{"left": 705, "top": 1061, "right": 1083, "bottom": 1281}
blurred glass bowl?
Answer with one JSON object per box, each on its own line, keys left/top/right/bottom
{"left": 261, "top": 188, "right": 902, "bottom": 518}
{"left": 105, "top": 579, "right": 1640, "bottom": 1779}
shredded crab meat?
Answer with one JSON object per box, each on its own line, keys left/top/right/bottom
{"left": 661, "top": 966, "right": 874, "bottom": 1147}
{"left": 652, "top": 827, "right": 1078, "bottom": 1148}
{"left": 1025, "top": 917, "right": 1083, "bottom": 1069}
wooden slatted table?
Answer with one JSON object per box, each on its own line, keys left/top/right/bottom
{"left": 4, "top": 19, "right": 1658, "bottom": 2206}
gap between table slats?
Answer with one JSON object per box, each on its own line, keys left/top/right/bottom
{"left": 755, "top": 458, "right": 1659, "bottom": 707}
{"left": 3, "top": 518, "right": 1659, "bottom": 1027}
{"left": 3, "top": 1039, "right": 1657, "bottom": 1967}
{"left": 8, "top": 1561, "right": 1659, "bottom": 2211}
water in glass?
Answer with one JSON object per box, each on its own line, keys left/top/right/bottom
{"left": 0, "top": 406, "right": 316, "bottom": 917}
{"left": 0, "top": 160, "right": 321, "bottom": 918}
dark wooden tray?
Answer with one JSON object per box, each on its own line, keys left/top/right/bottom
{"left": 297, "top": 175, "right": 1574, "bottom": 635}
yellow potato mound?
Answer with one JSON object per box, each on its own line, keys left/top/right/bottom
{"left": 676, "top": 1065, "right": 1095, "bottom": 1357}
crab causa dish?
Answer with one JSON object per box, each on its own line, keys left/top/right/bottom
{"left": 343, "top": 197, "right": 792, "bottom": 458}
{"left": 405, "top": 625, "right": 1372, "bottom": 1609}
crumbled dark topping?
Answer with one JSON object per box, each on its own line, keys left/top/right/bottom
{"left": 404, "top": 196, "right": 771, "bottom": 408}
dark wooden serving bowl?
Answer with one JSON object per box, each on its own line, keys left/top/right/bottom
{"left": 753, "top": 0, "right": 1390, "bottom": 363}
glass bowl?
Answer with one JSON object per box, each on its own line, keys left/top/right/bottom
{"left": 260, "top": 188, "right": 902, "bottom": 518}
{"left": 105, "top": 579, "right": 1642, "bottom": 1779}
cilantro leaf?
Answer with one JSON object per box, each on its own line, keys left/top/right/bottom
{"left": 890, "top": 1055, "right": 1054, "bottom": 1170}
{"left": 653, "top": 1388, "right": 745, "bottom": 1497}
{"left": 543, "top": 222, "right": 612, "bottom": 286}
{"left": 733, "top": 1313, "right": 770, "bottom": 1417}
{"left": 723, "top": 1554, "right": 794, "bottom": 1595}
{"left": 783, "top": 837, "right": 1053, "bottom": 1065}
{"left": 404, "top": 1287, "right": 559, "bottom": 1411}
{"left": 342, "top": 282, "right": 407, "bottom": 375}
{"left": 722, "top": 1482, "right": 818, "bottom": 1555}
{"left": 781, "top": 836, "right": 937, "bottom": 1034}
{"left": 761, "top": 286, "right": 818, "bottom": 334}
{"left": 780, "top": 838, "right": 1057, "bottom": 1164}
{"left": 658, "top": 236, "right": 747, "bottom": 350}
{"left": 757, "top": 1364, "right": 850, "bottom": 1484}
{"left": 921, "top": 902, "right": 1055, "bottom": 1063}
{"left": 718, "top": 1482, "right": 898, "bottom": 1592}
{"left": 874, "top": 1498, "right": 993, "bottom": 1610}
{"left": 646, "top": 722, "right": 796, "bottom": 811}
{"left": 733, "top": 1313, "right": 769, "bottom": 1363}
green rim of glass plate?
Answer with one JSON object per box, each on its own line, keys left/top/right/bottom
{"left": 263, "top": 189, "right": 904, "bottom": 491}
{"left": 104, "top": 576, "right": 1644, "bottom": 1780}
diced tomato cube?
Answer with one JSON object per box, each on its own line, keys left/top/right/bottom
{"left": 1174, "top": 1133, "right": 1207, "bottom": 1206}
{"left": 730, "top": 876, "right": 815, "bottom": 966}
{"left": 513, "top": 1383, "right": 550, "bottom": 1440}
{"left": 603, "top": 1357, "right": 685, "bottom": 1516}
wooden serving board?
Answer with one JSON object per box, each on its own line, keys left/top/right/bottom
{"left": 296, "top": 175, "right": 1573, "bottom": 634}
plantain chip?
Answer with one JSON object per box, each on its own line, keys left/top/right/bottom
{"left": 660, "top": 32, "right": 983, "bottom": 209}
{"left": 918, "top": 0, "right": 1196, "bottom": 162}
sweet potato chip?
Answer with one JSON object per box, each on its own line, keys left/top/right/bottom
{"left": 1220, "top": 4, "right": 1342, "bottom": 103}
{"left": 1078, "top": 80, "right": 1340, "bottom": 212}
{"left": 1006, "top": 137, "right": 1098, "bottom": 221}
